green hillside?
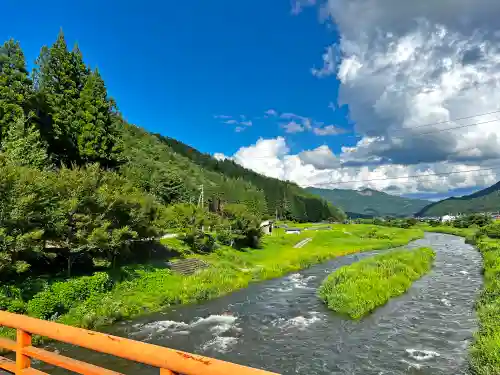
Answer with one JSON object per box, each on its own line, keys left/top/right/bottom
{"left": 307, "top": 187, "right": 429, "bottom": 218}
{"left": 416, "top": 181, "right": 500, "bottom": 216}
{"left": 156, "top": 135, "right": 346, "bottom": 222}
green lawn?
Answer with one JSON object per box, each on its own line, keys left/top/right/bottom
{"left": 318, "top": 247, "right": 435, "bottom": 319}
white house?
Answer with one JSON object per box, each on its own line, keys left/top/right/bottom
{"left": 260, "top": 220, "right": 274, "bottom": 235}
{"left": 285, "top": 228, "right": 301, "bottom": 234}
{"left": 441, "top": 215, "right": 456, "bottom": 223}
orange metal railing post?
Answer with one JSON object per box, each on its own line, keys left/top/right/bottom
{"left": 16, "top": 328, "right": 31, "bottom": 374}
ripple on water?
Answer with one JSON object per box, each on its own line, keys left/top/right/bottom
{"left": 134, "top": 314, "right": 241, "bottom": 353}
{"left": 405, "top": 348, "right": 441, "bottom": 361}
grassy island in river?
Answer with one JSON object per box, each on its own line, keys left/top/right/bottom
{"left": 318, "top": 247, "right": 435, "bottom": 319}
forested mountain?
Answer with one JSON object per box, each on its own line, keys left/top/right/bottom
{"left": 156, "top": 135, "right": 345, "bottom": 222}
{"left": 307, "top": 187, "right": 429, "bottom": 218}
{"left": 0, "top": 32, "right": 344, "bottom": 281}
{"left": 416, "top": 181, "right": 500, "bottom": 216}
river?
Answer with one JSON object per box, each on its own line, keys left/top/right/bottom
{"left": 38, "top": 233, "right": 483, "bottom": 374}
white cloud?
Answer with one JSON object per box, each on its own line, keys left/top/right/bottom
{"left": 291, "top": 0, "right": 316, "bottom": 15}
{"left": 282, "top": 121, "right": 305, "bottom": 133}
{"left": 313, "top": 125, "right": 343, "bottom": 136}
{"left": 215, "top": 137, "right": 499, "bottom": 194}
{"left": 273, "top": 110, "right": 343, "bottom": 136}
{"left": 264, "top": 109, "right": 278, "bottom": 117}
{"left": 216, "top": 115, "right": 253, "bottom": 132}
{"left": 309, "top": 0, "right": 500, "bottom": 168}
{"left": 271, "top": 0, "right": 500, "bottom": 194}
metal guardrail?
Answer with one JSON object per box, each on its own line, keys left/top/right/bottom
{"left": 0, "top": 311, "right": 279, "bottom": 375}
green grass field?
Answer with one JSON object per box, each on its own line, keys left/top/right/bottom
{"left": 318, "top": 247, "right": 435, "bottom": 319}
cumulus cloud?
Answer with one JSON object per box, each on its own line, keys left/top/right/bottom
{"left": 215, "top": 137, "right": 499, "bottom": 194}
{"left": 255, "top": 0, "right": 500, "bottom": 194}
{"left": 311, "top": 0, "right": 500, "bottom": 167}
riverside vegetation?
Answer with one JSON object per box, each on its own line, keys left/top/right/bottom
{"left": 420, "top": 216, "right": 499, "bottom": 375}
{"left": 0, "top": 225, "right": 423, "bottom": 342}
{"left": 318, "top": 247, "right": 435, "bottom": 319}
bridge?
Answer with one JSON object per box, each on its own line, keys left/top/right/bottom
{"left": 0, "top": 311, "right": 278, "bottom": 375}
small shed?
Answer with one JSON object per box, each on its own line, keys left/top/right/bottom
{"left": 260, "top": 220, "right": 274, "bottom": 235}
{"left": 285, "top": 228, "right": 301, "bottom": 234}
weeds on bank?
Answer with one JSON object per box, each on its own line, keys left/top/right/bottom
{"left": 318, "top": 247, "right": 435, "bottom": 319}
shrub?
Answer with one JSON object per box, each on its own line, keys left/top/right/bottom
{"left": 318, "top": 247, "right": 435, "bottom": 319}
{"left": 27, "top": 272, "right": 114, "bottom": 319}
{"left": 479, "top": 222, "right": 500, "bottom": 239}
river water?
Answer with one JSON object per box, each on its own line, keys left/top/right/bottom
{"left": 38, "top": 233, "right": 483, "bottom": 374}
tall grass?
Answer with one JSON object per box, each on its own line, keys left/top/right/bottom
{"left": 318, "top": 247, "right": 435, "bottom": 319}
{"left": 467, "top": 238, "right": 500, "bottom": 375}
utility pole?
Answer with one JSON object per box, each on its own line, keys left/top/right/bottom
{"left": 197, "top": 184, "right": 204, "bottom": 208}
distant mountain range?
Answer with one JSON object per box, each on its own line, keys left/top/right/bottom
{"left": 416, "top": 181, "right": 500, "bottom": 217}
{"left": 307, "top": 187, "right": 430, "bottom": 218}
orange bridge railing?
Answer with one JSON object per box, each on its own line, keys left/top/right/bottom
{"left": 0, "top": 311, "right": 279, "bottom": 375}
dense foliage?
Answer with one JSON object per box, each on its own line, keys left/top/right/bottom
{"left": 318, "top": 247, "right": 435, "bottom": 319}
{"left": 307, "top": 187, "right": 429, "bottom": 218}
{"left": 157, "top": 135, "right": 346, "bottom": 222}
{"left": 417, "top": 180, "right": 500, "bottom": 216}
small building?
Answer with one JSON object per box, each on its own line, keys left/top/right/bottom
{"left": 441, "top": 215, "right": 456, "bottom": 223}
{"left": 285, "top": 228, "right": 301, "bottom": 235}
{"left": 260, "top": 220, "right": 274, "bottom": 235}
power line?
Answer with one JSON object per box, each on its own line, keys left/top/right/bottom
{"left": 410, "top": 118, "right": 500, "bottom": 137}
{"left": 313, "top": 165, "right": 500, "bottom": 186}
{"left": 392, "top": 109, "right": 500, "bottom": 131}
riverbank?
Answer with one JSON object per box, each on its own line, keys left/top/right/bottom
{"left": 0, "top": 225, "right": 423, "bottom": 342}
{"left": 423, "top": 225, "right": 500, "bottom": 375}
{"left": 318, "top": 247, "right": 435, "bottom": 319}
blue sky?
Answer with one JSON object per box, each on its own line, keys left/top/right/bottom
{"left": 0, "top": 0, "right": 352, "bottom": 156}
{"left": 3, "top": 0, "right": 499, "bottom": 199}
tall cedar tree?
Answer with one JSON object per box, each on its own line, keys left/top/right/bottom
{"left": 0, "top": 39, "right": 32, "bottom": 143}
{"left": 34, "top": 31, "right": 88, "bottom": 164}
{"left": 75, "top": 69, "right": 116, "bottom": 164}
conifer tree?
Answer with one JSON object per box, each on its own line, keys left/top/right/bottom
{"left": 34, "top": 30, "right": 88, "bottom": 164}
{"left": 75, "top": 69, "right": 116, "bottom": 163}
{"left": 0, "top": 39, "right": 32, "bottom": 142}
